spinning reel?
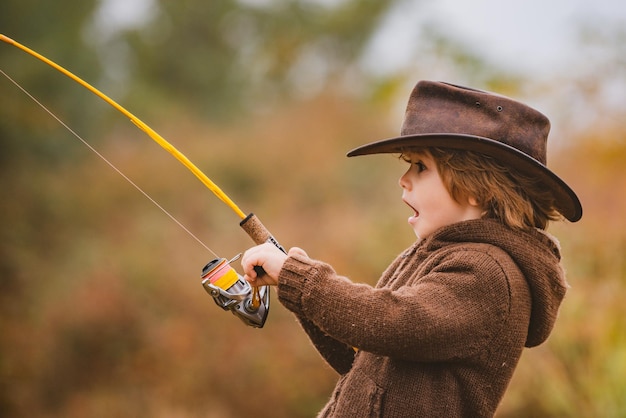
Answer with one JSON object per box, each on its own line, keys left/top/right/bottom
{"left": 201, "top": 255, "right": 270, "bottom": 328}
{"left": 200, "top": 213, "right": 286, "bottom": 328}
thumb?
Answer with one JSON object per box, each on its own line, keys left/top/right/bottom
{"left": 288, "top": 247, "right": 308, "bottom": 258}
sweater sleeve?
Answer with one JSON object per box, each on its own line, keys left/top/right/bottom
{"left": 278, "top": 255, "right": 356, "bottom": 374}
{"left": 277, "top": 246, "right": 516, "bottom": 363}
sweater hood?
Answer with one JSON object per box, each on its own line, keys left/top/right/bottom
{"left": 423, "top": 219, "right": 568, "bottom": 347}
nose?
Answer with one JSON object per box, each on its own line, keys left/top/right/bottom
{"left": 399, "top": 168, "right": 411, "bottom": 190}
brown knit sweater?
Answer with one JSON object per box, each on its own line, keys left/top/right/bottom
{"left": 276, "top": 219, "right": 567, "bottom": 417}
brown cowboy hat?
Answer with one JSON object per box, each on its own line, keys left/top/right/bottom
{"left": 347, "top": 80, "right": 582, "bottom": 222}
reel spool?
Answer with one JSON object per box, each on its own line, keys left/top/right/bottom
{"left": 201, "top": 256, "right": 269, "bottom": 328}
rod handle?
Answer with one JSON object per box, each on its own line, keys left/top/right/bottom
{"left": 240, "top": 213, "right": 286, "bottom": 310}
{"left": 240, "top": 213, "right": 286, "bottom": 253}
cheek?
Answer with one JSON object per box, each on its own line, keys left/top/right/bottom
{"left": 432, "top": 190, "right": 463, "bottom": 220}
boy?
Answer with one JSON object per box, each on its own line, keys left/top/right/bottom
{"left": 241, "top": 81, "right": 582, "bottom": 417}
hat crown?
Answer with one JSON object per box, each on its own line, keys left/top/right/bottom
{"left": 401, "top": 81, "right": 550, "bottom": 164}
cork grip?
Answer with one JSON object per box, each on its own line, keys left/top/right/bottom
{"left": 240, "top": 213, "right": 272, "bottom": 244}
{"left": 239, "top": 213, "right": 287, "bottom": 286}
{"left": 240, "top": 213, "right": 279, "bottom": 309}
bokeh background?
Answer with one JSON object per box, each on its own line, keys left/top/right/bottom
{"left": 1, "top": 0, "right": 625, "bottom": 417}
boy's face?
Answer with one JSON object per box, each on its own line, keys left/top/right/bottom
{"left": 399, "top": 151, "right": 482, "bottom": 240}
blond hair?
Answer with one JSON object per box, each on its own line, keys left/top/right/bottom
{"left": 406, "top": 147, "right": 562, "bottom": 230}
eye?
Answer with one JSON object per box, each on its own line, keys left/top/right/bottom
{"left": 400, "top": 154, "right": 427, "bottom": 173}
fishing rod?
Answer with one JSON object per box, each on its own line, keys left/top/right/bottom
{"left": 1, "top": 34, "right": 284, "bottom": 328}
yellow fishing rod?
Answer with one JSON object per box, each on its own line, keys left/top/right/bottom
{"left": 1, "top": 33, "right": 283, "bottom": 327}
{"left": 1, "top": 33, "right": 245, "bottom": 219}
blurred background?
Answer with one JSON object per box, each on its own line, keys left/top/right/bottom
{"left": 1, "top": 0, "right": 624, "bottom": 416}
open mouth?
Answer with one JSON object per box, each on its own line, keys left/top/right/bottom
{"left": 404, "top": 200, "right": 419, "bottom": 221}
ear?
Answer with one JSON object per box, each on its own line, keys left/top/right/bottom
{"left": 468, "top": 196, "right": 480, "bottom": 207}
{"left": 467, "top": 196, "right": 488, "bottom": 218}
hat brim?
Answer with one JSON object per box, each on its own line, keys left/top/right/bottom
{"left": 347, "top": 133, "right": 582, "bottom": 222}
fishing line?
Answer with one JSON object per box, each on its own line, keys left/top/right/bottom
{"left": 0, "top": 34, "right": 247, "bottom": 220}
{"left": 2, "top": 34, "right": 285, "bottom": 328}
{"left": 1, "top": 68, "right": 219, "bottom": 257}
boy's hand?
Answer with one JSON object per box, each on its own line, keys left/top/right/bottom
{"left": 241, "top": 243, "right": 290, "bottom": 286}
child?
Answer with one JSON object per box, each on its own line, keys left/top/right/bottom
{"left": 241, "top": 81, "right": 582, "bottom": 417}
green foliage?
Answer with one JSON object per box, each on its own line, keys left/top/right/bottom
{"left": 103, "top": 0, "right": 392, "bottom": 120}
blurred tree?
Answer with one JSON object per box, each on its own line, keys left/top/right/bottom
{"left": 1, "top": 0, "right": 411, "bottom": 167}
{"left": 98, "top": 0, "right": 398, "bottom": 119}
{"left": 0, "top": 0, "right": 103, "bottom": 166}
